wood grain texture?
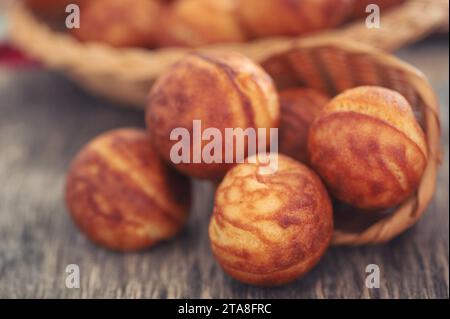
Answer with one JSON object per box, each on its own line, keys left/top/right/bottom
{"left": 0, "top": 39, "right": 448, "bottom": 299}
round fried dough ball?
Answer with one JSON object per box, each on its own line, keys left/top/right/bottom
{"left": 146, "top": 51, "right": 280, "bottom": 180}
{"left": 26, "top": 0, "right": 87, "bottom": 18}
{"left": 308, "top": 86, "right": 428, "bottom": 210}
{"left": 209, "top": 154, "right": 333, "bottom": 286}
{"left": 71, "top": 0, "right": 161, "bottom": 48}
{"left": 237, "top": 0, "right": 353, "bottom": 38}
{"left": 158, "top": 0, "right": 246, "bottom": 47}
{"left": 352, "top": 0, "right": 405, "bottom": 19}
{"left": 279, "top": 88, "right": 330, "bottom": 163}
{"left": 65, "top": 128, "right": 191, "bottom": 251}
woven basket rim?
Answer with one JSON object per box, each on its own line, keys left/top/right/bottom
{"left": 262, "top": 38, "right": 442, "bottom": 245}
{"left": 8, "top": 0, "right": 450, "bottom": 81}
{"left": 8, "top": 3, "right": 296, "bottom": 80}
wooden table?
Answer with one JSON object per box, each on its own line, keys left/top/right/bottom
{"left": 0, "top": 39, "right": 448, "bottom": 299}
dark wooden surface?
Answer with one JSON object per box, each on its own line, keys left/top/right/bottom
{"left": 0, "top": 39, "right": 448, "bottom": 299}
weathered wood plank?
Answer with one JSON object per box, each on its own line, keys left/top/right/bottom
{"left": 0, "top": 39, "right": 448, "bottom": 299}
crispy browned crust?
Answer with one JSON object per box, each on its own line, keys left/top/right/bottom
{"left": 65, "top": 128, "right": 191, "bottom": 252}
{"left": 352, "top": 0, "right": 405, "bottom": 19}
{"left": 26, "top": 0, "right": 87, "bottom": 17}
{"left": 146, "top": 51, "right": 280, "bottom": 180}
{"left": 279, "top": 88, "right": 330, "bottom": 164}
{"left": 71, "top": 0, "right": 161, "bottom": 48}
{"left": 157, "top": 0, "right": 246, "bottom": 47}
{"left": 308, "top": 86, "right": 427, "bottom": 210}
{"left": 209, "top": 154, "right": 333, "bottom": 286}
{"left": 237, "top": 0, "right": 353, "bottom": 38}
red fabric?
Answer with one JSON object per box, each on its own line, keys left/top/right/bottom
{"left": 0, "top": 43, "right": 40, "bottom": 68}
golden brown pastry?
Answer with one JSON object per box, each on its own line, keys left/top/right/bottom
{"left": 352, "top": 0, "right": 405, "bottom": 19}
{"left": 71, "top": 0, "right": 161, "bottom": 48}
{"left": 209, "top": 154, "right": 333, "bottom": 286}
{"left": 158, "top": 0, "right": 246, "bottom": 47}
{"left": 26, "top": 0, "right": 87, "bottom": 18}
{"left": 279, "top": 88, "right": 330, "bottom": 163}
{"left": 308, "top": 86, "right": 427, "bottom": 210}
{"left": 237, "top": 0, "right": 353, "bottom": 38}
{"left": 146, "top": 51, "right": 280, "bottom": 180}
{"left": 65, "top": 128, "right": 191, "bottom": 251}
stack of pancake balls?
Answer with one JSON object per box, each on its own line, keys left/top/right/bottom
{"left": 57, "top": 0, "right": 427, "bottom": 286}
{"left": 66, "top": 50, "right": 427, "bottom": 286}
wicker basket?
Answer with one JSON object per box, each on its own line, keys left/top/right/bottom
{"left": 8, "top": 0, "right": 449, "bottom": 108}
{"left": 261, "top": 37, "right": 441, "bottom": 245}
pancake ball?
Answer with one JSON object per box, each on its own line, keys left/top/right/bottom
{"left": 71, "top": 0, "right": 161, "bottom": 48}
{"left": 65, "top": 128, "right": 191, "bottom": 251}
{"left": 279, "top": 88, "right": 330, "bottom": 163}
{"left": 146, "top": 51, "right": 280, "bottom": 180}
{"left": 209, "top": 154, "right": 333, "bottom": 286}
{"left": 237, "top": 0, "right": 353, "bottom": 38}
{"left": 352, "top": 0, "right": 405, "bottom": 19}
{"left": 26, "top": 0, "right": 87, "bottom": 18}
{"left": 158, "top": 0, "right": 246, "bottom": 47}
{"left": 308, "top": 86, "right": 428, "bottom": 210}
